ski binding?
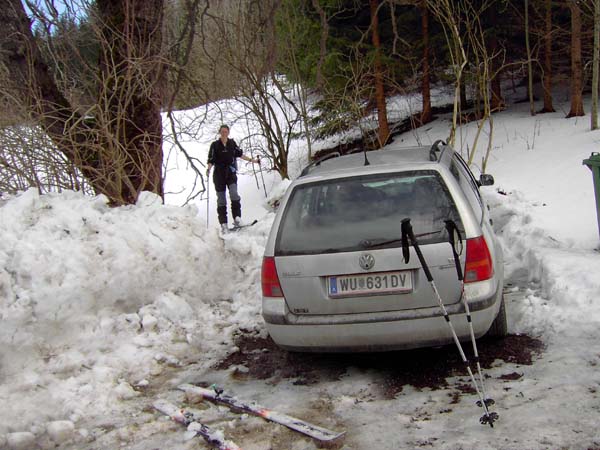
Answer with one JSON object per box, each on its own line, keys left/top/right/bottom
{"left": 154, "top": 399, "right": 241, "bottom": 450}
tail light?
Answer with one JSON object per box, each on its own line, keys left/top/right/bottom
{"left": 464, "top": 236, "right": 493, "bottom": 283}
{"left": 262, "top": 257, "right": 283, "bottom": 297}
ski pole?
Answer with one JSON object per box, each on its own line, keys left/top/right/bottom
{"left": 401, "top": 218, "right": 498, "bottom": 427}
{"left": 249, "top": 147, "right": 261, "bottom": 191}
{"left": 206, "top": 170, "right": 210, "bottom": 228}
{"left": 257, "top": 155, "right": 267, "bottom": 198}
{"left": 445, "top": 220, "right": 494, "bottom": 409}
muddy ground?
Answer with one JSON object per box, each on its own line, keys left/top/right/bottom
{"left": 215, "top": 333, "right": 544, "bottom": 399}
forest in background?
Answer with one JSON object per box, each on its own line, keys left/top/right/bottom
{"left": 0, "top": 0, "right": 598, "bottom": 204}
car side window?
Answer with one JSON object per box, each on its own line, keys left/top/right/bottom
{"left": 452, "top": 155, "right": 483, "bottom": 223}
{"left": 454, "top": 154, "right": 483, "bottom": 201}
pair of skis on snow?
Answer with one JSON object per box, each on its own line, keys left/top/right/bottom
{"left": 154, "top": 384, "right": 345, "bottom": 449}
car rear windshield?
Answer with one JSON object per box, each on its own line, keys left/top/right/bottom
{"left": 275, "top": 170, "right": 463, "bottom": 256}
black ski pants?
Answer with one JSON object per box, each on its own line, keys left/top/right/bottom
{"left": 213, "top": 166, "right": 241, "bottom": 224}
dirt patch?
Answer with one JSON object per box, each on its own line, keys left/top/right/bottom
{"left": 498, "top": 372, "right": 524, "bottom": 381}
{"left": 454, "top": 383, "right": 476, "bottom": 395}
{"left": 215, "top": 333, "right": 544, "bottom": 398}
{"left": 214, "top": 333, "right": 347, "bottom": 384}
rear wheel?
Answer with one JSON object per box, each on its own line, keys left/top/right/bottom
{"left": 486, "top": 295, "right": 508, "bottom": 338}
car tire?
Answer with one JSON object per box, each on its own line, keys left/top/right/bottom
{"left": 486, "top": 295, "right": 508, "bottom": 338}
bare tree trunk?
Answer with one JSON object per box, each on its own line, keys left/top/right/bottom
{"left": 312, "top": 0, "right": 328, "bottom": 91}
{"left": 429, "top": 0, "right": 468, "bottom": 147}
{"left": 488, "top": 7, "right": 504, "bottom": 112}
{"left": 420, "top": 0, "right": 432, "bottom": 124}
{"left": 96, "top": 0, "right": 165, "bottom": 204}
{"left": 567, "top": 0, "right": 585, "bottom": 118}
{"left": 541, "top": 0, "right": 555, "bottom": 113}
{"left": 490, "top": 76, "right": 503, "bottom": 111}
{"left": 0, "top": 0, "right": 98, "bottom": 180}
{"left": 525, "top": 0, "right": 535, "bottom": 116}
{"left": 369, "top": 0, "right": 390, "bottom": 147}
{"left": 592, "top": 0, "right": 600, "bottom": 130}
{"left": 460, "top": 76, "right": 468, "bottom": 115}
{"left": 0, "top": 0, "right": 165, "bottom": 204}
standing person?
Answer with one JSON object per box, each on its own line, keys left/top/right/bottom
{"left": 206, "top": 124, "right": 259, "bottom": 232}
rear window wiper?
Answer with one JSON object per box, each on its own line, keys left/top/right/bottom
{"left": 276, "top": 247, "right": 352, "bottom": 256}
{"left": 361, "top": 238, "right": 403, "bottom": 249}
{"left": 361, "top": 230, "right": 442, "bottom": 249}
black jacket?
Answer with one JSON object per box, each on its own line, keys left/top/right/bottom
{"left": 207, "top": 138, "right": 243, "bottom": 169}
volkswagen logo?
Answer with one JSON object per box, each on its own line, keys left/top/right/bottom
{"left": 359, "top": 253, "right": 375, "bottom": 271}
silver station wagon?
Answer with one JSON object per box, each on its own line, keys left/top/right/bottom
{"left": 261, "top": 142, "right": 507, "bottom": 352}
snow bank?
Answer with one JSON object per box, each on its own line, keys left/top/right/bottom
{"left": 486, "top": 189, "right": 600, "bottom": 339}
{"left": 0, "top": 188, "right": 271, "bottom": 443}
{"left": 264, "top": 178, "right": 292, "bottom": 210}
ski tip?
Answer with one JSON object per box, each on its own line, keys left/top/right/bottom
{"left": 153, "top": 399, "right": 188, "bottom": 424}
{"left": 230, "top": 219, "right": 258, "bottom": 231}
{"left": 315, "top": 431, "right": 346, "bottom": 448}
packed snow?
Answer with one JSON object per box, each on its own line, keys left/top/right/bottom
{"left": 1, "top": 85, "right": 600, "bottom": 449}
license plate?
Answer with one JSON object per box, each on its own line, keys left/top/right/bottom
{"left": 328, "top": 271, "right": 412, "bottom": 298}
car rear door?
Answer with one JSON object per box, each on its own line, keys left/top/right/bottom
{"left": 274, "top": 171, "right": 465, "bottom": 316}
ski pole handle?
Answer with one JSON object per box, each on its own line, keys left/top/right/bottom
{"left": 401, "top": 219, "right": 410, "bottom": 263}
{"left": 402, "top": 218, "right": 433, "bottom": 282}
{"left": 445, "top": 220, "right": 464, "bottom": 281}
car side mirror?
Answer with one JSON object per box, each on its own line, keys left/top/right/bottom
{"left": 478, "top": 174, "right": 495, "bottom": 186}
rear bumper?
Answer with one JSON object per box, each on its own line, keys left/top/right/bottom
{"left": 262, "top": 279, "right": 502, "bottom": 352}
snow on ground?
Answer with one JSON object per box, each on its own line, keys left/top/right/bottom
{"left": 0, "top": 189, "right": 272, "bottom": 448}
{"left": 1, "top": 86, "right": 600, "bottom": 449}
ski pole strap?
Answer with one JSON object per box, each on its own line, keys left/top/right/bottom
{"left": 402, "top": 218, "right": 433, "bottom": 282}
{"left": 445, "top": 220, "right": 464, "bottom": 281}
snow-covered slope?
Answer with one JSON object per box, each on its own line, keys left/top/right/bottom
{"left": 0, "top": 189, "right": 272, "bottom": 448}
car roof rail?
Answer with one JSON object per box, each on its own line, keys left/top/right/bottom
{"left": 346, "top": 147, "right": 364, "bottom": 155}
{"left": 299, "top": 151, "right": 341, "bottom": 177}
{"left": 429, "top": 139, "right": 447, "bottom": 162}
